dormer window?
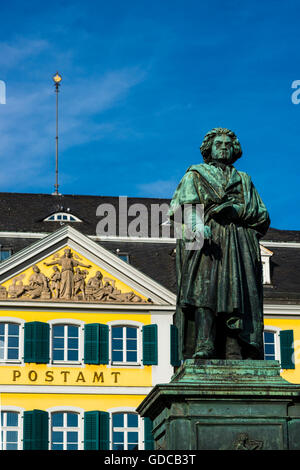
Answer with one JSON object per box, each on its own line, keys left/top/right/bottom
{"left": 44, "top": 213, "right": 82, "bottom": 223}
{"left": 260, "top": 244, "right": 273, "bottom": 285}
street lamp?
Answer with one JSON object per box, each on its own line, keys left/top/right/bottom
{"left": 52, "top": 72, "right": 62, "bottom": 195}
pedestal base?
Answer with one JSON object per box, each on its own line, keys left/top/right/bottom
{"left": 137, "top": 360, "right": 300, "bottom": 450}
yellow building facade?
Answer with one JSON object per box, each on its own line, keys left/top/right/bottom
{"left": 0, "top": 226, "right": 176, "bottom": 450}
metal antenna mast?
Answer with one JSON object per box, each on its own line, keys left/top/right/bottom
{"left": 52, "top": 72, "right": 62, "bottom": 195}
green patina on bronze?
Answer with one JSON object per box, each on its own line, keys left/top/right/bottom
{"left": 169, "top": 128, "right": 270, "bottom": 360}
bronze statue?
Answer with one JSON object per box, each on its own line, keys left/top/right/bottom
{"left": 169, "top": 128, "right": 270, "bottom": 360}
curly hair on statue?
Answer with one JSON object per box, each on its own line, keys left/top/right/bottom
{"left": 200, "top": 127, "right": 243, "bottom": 164}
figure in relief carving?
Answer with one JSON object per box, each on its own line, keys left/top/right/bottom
{"left": 44, "top": 248, "right": 91, "bottom": 300}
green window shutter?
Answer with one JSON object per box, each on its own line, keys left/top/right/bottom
{"left": 23, "top": 410, "right": 48, "bottom": 450}
{"left": 144, "top": 417, "right": 154, "bottom": 450}
{"left": 84, "top": 411, "right": 100, "bottom": 450}
{"left": 99, "top": 324, "right": 109, "bottom": 364}
{"left": 24, "top": 322, "right": 49, "bottom": 363}
{"left": 84, "top": 411, "right": 109, "bottom": 450}
{"left": 280, "top": 330, "right": 295, "bottom": 369}
{"left": 84, "top": 323, "right": 100, "bottom": 364}
{"left": 99, "top": 411, "right": 110, "bottom": 450}
{"left": 143, "top": 324, "right": 158, "bottom": 365}
{"left": 170, "top": 325, "right": 181, "bottom": 367}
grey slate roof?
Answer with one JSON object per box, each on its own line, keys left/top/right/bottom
{"left": 0, "top": 192, "right": 299, "bottom": 301}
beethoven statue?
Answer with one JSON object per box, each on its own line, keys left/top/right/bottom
{"left": 169, "top": 128, "right": 270, "bottom": 360}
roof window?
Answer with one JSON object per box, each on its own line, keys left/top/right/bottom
{"left": 44, "top": 212, "right": 82, "bottom": 223}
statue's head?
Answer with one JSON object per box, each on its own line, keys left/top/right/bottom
{"left": 32, "top": 265, "right": 40, "bottom": 273}
{"left": 200, "top": 127, "right": 242, "bottom": 164}
{"left": 64, "top": 248, "right": 72, "bottom": 258}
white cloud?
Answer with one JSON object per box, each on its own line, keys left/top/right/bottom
{"left": 0, "top": 65, "right": 147, "bottom": 189}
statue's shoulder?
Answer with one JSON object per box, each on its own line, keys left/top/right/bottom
{"left": 186, "top": 163, "right": 209, "bottom": 175}
{"left": 236, "top": 169, "right": 252, "bottom": 183}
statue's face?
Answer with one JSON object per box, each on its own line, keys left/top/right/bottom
{"left": 211, "top": 134, "right": 233, "bottom": 163}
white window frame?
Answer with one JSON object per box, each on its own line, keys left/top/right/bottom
{"left": 44, "top": 212, "right": 82, "bottom": 223}
{"left": 263, "top": 326, "right": 281, "bottom": 361}
{"left": 0, "top": 318, "right": 24, "bottom": 365}
{"left": 0, "top": 406, "right": 24, "bottom": 450}
{"left": 108, "top": 320, "right": 143, "bottom": 367}
{"left": 47, "top": 406, "right": 84, "bottom": 451}
{"left": 48, "top": 319, "right": 84, "bottom": 366}
{"left": 108, "top": 407, "right": 144, "bottom": 450}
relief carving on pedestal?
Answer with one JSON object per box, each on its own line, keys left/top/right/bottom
{"left": 232, "top": 432, "right": 263, "bottom": 450}
{"left": 1, "top": 248, "right": 152, "bottom": 304}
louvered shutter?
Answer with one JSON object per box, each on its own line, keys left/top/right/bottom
{"left": 280, "top": 330, "right": 295, "bottom": 369}
{"left": 144, "top": 417, "right": 154, "bottom": 450}
{"left": 24, "top": 322, "right": 49, "bottom": 363}
{"left": 23, "top": 410, "right": 48, "bottom": 450}
{"left": 170, "top": 324, "right": 181, "bottom": 366}
{"left": 143, "top": 324, "right": 158, "bottom": 365}
{"left": 84, "top": 411, "right": 109, "bottom": 450}
{"left": 99, "top": 324, "right": 109, "bottom": 364}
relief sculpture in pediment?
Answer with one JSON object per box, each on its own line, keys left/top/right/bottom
{"left": 1, "top": 248, "right": 151, "bottom": 304}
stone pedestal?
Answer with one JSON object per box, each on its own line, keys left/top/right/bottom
{"left": 137, "top": 360, "right": 300, "bottom": 450}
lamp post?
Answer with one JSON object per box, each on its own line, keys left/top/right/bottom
{"left": 52, "top": 72, "right": 62, "bottom": 195}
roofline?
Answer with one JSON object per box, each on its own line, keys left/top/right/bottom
{"left": 0, "top": 225, "right": 177, "bottom": 306}
{"left": 0, "top": 231, "right": 300, "bottom": 247}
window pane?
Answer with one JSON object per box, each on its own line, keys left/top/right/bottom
{"left": 0, "top": 348, "right": 4, "bottom": 360}
{"left": 6, "top": 412, "right": 18, "bottom": 427}
{"left": 68, "top": 326, "right": 78, "bottom": 338}
{"left": 8, "top": 324, "right": 19, "bottom": 335}
{"left": 1, "top": 251, "right": 11, "bottom": 261}
{"left": 265, "top": 344, "right": 275, "bottom": 355}
{"left": 68, "top": 338, "right": 78, "bottom": 349}
{"left": 8, "top": 336, "right": 19, "bottom": 348}
{"left": 126, "top": 339, "right": 137, "bottom": 350}
{"left": 127, "top": 414, "right": 138, "bottom": 428}
{"left": 112, "top": 350, "right": 123, "bottom": 362}
{"left": 6, "top": 443, "right": 18, "bottom": 450}
{"left": 67, "top": 431, "right": 78, "bottom": 443}
{"left": 67, "top": 413, "right": 78, "bottom": 427}
{"left": 126, "top": 327, "right": 137, "bottom": 339}
{"left": 127, "top": 351, "right": 137, "bottom": 362}
{"left": 7, "top": 349, "right": 18, "bottom": 359}
{"left": 53, "top": 325, "right": 64, "bottom": 337}
{"left": 0, "top": 324, "right": 4, "bottom": 334}
{"left": 113, "top": 413, "right": 124, "bottom": 427}
{"left": 264, "top": 332, "right": 274, "bottom": 343}
{"left": 112, "top": 327, "right": 123, "bottom": 339}
{"left": 52, "top": 413, "right": 64, "bottom": 427}
{"left": 128, "top": 431, "right": 138, "bottom": 443}
{"left": 53, "top": 349, "right": 64, "bottom": 361}
{"left": 112, "top": 339, "right": 123, "bottom": 350}
{"left": 68, "top": 349, "right": 78, "bottom": 361}
{"left": 6, "top": 431, "right": 18, "bottom": 443}
{"left": 113, "top": 432, "right": 124, "bottom": 443}
{"left": 53, "top": 337, "right": 64, "bottom": 349}
{"left": 52, "top": 431, "right": 63, "bottom": 443}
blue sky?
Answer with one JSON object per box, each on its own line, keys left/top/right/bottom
{"left": 0, "top": 0, "right": 299, "bottom": 230}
